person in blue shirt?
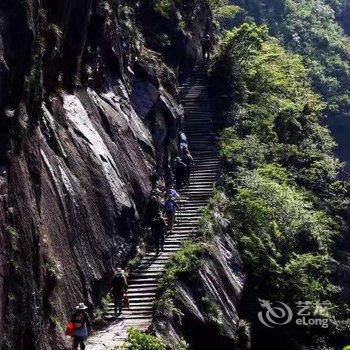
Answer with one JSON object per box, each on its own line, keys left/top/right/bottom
{"left": 71, "top": 303, "right": 92, "bottom": 349}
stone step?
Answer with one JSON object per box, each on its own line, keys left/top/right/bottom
{"left": 177, "top": 211, "right": 203, "bottom": 216}
{"left": 126, "top": 296, "right": 155, "bottom": 304}
{"left": 176, "top": 216, "right": 202, "bottom": 221}
{"left": 175, "top": 207, "right": 202, "bottom": 212}
{"left": 193, "top": 159, "right": 220, "bottom": 163}
{"left": 191, "top": 173, "right": 217, "bottom": 177}
{"left": 138, "top": 255, "right": 169, "bottom": 262}
{"left": 171, "top": 231, "right": 196, "bottom": 236}
{"left": 131, "top": 271, "right": 163, "bottom": 278}
{"left": 189, "top": 149, "right": 218, "bottom": 152}
{"left": 128, "top": 306, "right": 154, "bottom": 312}
{"left": 181, "top": 181, "right": 214, "bottom": 186}
{"left": 128, "top": 291, "right": 157, "bottom": 298}
{"left": 129, "top": 301, "right": 154, "bottom": 307}
{"left": 166, "top": 232, "right": 193, "bottom": 236}
{"left": 192, "top": 155, "right": 220, "bottom": 159}
{"left": 128, "top": 279, "right": 158, "bottom": 285}
{"left": 192, "top": 153, "right": 219, "bottom": 157}
{"left": 127, "top": 286, "right": 158, "bottom": 293}
{"left": 188, "top": 181, "right": 216, "bottom": 186}
{"left": 190, "top": 174, "right": 217, "bottom": 178}
{"left": 106, "top": 313, "right": 152, "bottom": 326}
{"left": 192, "top": 167, "right": 218, "bottom": 171}
{"left": 186, "top": 183, "right": 215, "bottom": 188}
{"left": 134, "top": 265, "right": 167, "bottom": 272}
{"left": 193, "top": 164, "right": 221, "bottom": 168}
{"left": 182, "top": 185, "right": 214, "bottom": 190}
{"left": 184, "top": 185, "right": 211, "bottom": 190}
{"left": 134, "top": 265, "right": 166, "bottom": 272}
{"left": 107, "top": 304, "right": 154, "bottom": 312}
{"left": 127, "top": 276, "right": 158, "bottom": 283}
{"left": 178, "top": 196, "right": 207, "bottom": 204}
{"left": 123, "top": 315, "right": 153, "bottom": 320}
{"left": 139, "top": 256, "right": 171, "bottom": 261}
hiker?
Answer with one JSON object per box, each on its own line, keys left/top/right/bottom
{"left": 71, "top": 303, "right": 92, "bottom": 350}
{"left": 167, "top": 188, "right": 180, "bottom": 200}
{"left": 179, "top": 132, "right": 189, "bottom": 157}
{"left": 83, "top": 298, "right": 95, "bottom": 319}
{"left": 111, "top": 268, "right": 128, "bottom": 314}
{"left": 146, "top": 188, "right": 163, "bottom": 226}
{"left": 163, "top": 195, "right": 179, "bottom": 233}
{"left": 201, "top": 34, "right": 212, "bottom": 60}
{"left": 182, "top": 148, "right": 194, "bottom": 186}
{"left": 174, "top": 157, "right": 187, "bottom": 190}
{"left": 150, "top": 212, "right": 167, "bottom": 254}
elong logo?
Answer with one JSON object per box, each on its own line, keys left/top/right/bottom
{"left": 258, "top": 299, "right": 331, "bottom": 329}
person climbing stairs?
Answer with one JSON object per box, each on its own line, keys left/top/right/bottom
{"left": 86, "top": 65, "right": 220, "bottom": 349}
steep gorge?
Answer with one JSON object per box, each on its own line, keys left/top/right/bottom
{"left": 0, "top": 1, "right": 212, "bottom": 348}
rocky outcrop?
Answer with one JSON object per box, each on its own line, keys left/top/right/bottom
{"left": 0, "top": 0, "right": 211, "bottom": 349}
{"left": 154, "top": 233, "right": 246, "bottom": 350}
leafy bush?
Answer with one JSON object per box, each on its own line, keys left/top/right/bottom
{"left": 6, "top": 225, "right": 18, "bottom": 238}
{"left": 93, "top": 295, "right": 111, "bottom": 329}
{"left": 44, "top": 259, "right": 63, "bottom": 281}
{"left": 153, "top": 0, "right": 173, "bottom": 18}
{"left": 174, "top": 339, "right": 189, "bottom": 350}
{"left": 201, "top": 296, "right": 223, "bottom": 325}
{"left": 159, "top": 242, "right": 205, "bottom": 289}
{"left": 125, "top": 328, "right": 165, "bottom": 350}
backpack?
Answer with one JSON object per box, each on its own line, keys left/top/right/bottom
{"left": 175, "top": 161, "right": 187, "bottom": 175}
{"left": 151, "top": 217, "right": 166, "bottom": 232}
{"left": 183, "top": 154, "right": 193, "bottom": 166}
{"left": 164, "top": 200, "right": 176, "bottom": 213}
{"left": 73, "top": 312, "right": 84, "bottom": 329}
{"left": 113, "top": 275, "right": 126, "bottom": 292}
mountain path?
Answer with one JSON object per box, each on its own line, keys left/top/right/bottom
{"left": 86, "top": 64, "right": 220, "bottom": 349}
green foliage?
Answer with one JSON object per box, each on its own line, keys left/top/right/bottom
{"left": 44, "top": 259, "right": 63, "bottom": 281}
{"left": 6, "top": 225, "right": 17, "bottom": 238}
{"left": 174, "top": 339, "right": 189, "bottom": 350}
{"left": 153, "top": 0, "right": 173, "bottom": 18}
{"left": 232, "top": 0, "right": 350, "bottom": 119}
{"left": 155, "top": 243, "right": 207, "bottom": 329}
{"left": 205, "top": 0, "right": 226, "bottom": 8}
{"left": 93, "top": 295, "right": 111, "bottom": 329}
{"left": 201, "top": 296, "right": 223, "bottom": 325}
{"left": 212, "top": 23, "right": 348, "bottom": 213}
{"left": 159, "top": 242, "right": 205, "bottom": 289}
{"left": 125, "top": 328, "right": 165, "bottom": 350}
{"left": 213, "top": 4, "right": 242, "bottom": 30}
{"left": 198, "top": 190, "right": 230, "bottom": 239}
{"left": 210, "top": 22, "right": 349, "bottom": 347}
{"left": 140, "top": 0, "right": 187, "bottom": 63}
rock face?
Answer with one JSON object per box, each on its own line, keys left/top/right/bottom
{"left": 0, "top": 0, "right": 211, "bottom": 348}
{"left": 154, "top": 233, "right": 246, "bottom": 350}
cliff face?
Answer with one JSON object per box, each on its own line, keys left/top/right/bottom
{"left": 0, "top": 0, "right": 211, "bottom": 348}
{"left": 154, "top": 233, "right": 246, "bottom": 350}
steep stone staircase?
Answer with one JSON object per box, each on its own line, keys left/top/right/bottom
{"left": 87, "top": 65, "right": 220, "bottom": 349}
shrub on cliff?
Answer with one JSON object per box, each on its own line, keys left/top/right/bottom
{"left": 125, "top": 328, "right": 165, "bottom": 350}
